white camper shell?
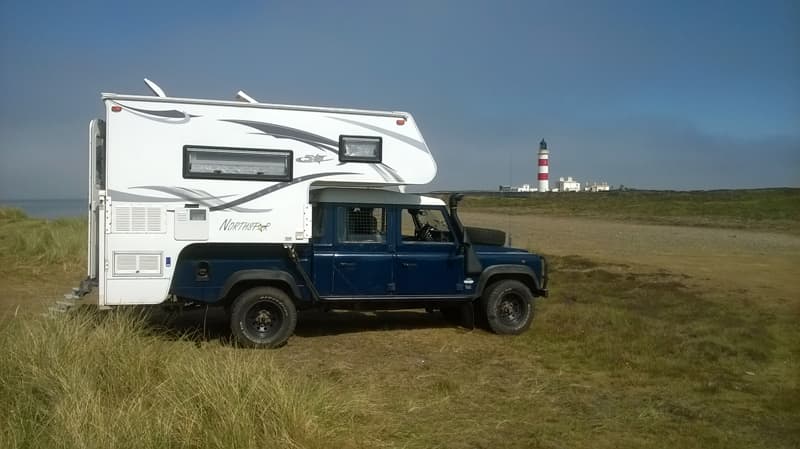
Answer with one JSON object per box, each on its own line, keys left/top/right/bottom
{"left": 87, "top": 84, "right": 437, "bottom": 306}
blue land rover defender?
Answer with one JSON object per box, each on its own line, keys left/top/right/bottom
{"left": 170, "top": 189, "right": 548, "bottom": 347}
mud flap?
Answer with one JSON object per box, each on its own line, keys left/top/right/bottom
{"left": 459, "top": 300, "right": 475, "bottom": 330}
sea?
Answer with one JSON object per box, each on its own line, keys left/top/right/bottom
{"left": 0, "top": 199, "right": 85, "bottom": 219}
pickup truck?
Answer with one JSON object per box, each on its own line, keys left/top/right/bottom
{"left": 169, "top": 188, "right": 548, "bottom": 347}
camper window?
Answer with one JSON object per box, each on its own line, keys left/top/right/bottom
{"left": 183, "top": 146, "right": 292, "bottom": 181}
{"left": 339, "top": 136, "right": 382, "bottom": 163}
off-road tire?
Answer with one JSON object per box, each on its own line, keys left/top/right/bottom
{"left": 230, "top": 286, "right": 297, "bottom": 348}
{"left": 481, "top": 279, "right": 534, "bottom": 335}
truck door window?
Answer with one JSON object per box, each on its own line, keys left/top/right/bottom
{"left": 339, "top": 206, "right": 386, "bottom": 243}
{"left": 401, "top": 208, "right": 453, "bottom": 243}
{"left": 311, "top": 204, "right": 325, "bottom": 242}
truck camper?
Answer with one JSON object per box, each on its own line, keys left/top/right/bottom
{"left": 70, "top": 79, "right": 547, "bottom": 347}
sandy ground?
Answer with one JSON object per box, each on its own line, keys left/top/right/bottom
{"left": 462, "top": 212, "right": 800, "bottom": 310}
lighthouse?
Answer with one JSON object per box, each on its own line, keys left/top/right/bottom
{"left": 538, "top": 139, "right": 549, "bottom": 192}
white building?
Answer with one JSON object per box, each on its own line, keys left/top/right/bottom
{"left": 558, "top": 176, "right": 581, "bottom": 192}
{"left": 585, "top": 182, "right": 610, "bottom": 192}
{"left": 516, "top": 183, "right": 535, "bottom": 192}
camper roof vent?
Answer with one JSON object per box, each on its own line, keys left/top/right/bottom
{"left": 143, "top": 78, "right": 166, "bottom": 97}
{"left": 236, "top": 90, "right": 258, "bottom": 104}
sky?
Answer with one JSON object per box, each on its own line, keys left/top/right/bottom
{"left": 0, "top": 0, "right": 798, "bottom": 199}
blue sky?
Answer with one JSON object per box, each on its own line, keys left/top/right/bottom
{"left": 1, "top": 0, "right": 798, "bottom": 198}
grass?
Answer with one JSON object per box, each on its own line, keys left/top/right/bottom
{"left": 457, "top": 188, "right": 800, "bottom": 233}
{"left": 0, "top": 207, "right": 798, "bottom": 448}
{"left": 0, "top": 208, "right": 87, "bottom": 312}
{"left": 1, "top": 257, "right": 796, "bottom": 448}
{"left": 297, "top": 258, "right": 798, "bottom": 449}
{"left": 0, "top": 311, "right": 371, "bottom": 449}
{"left": 0, "top": 208, "right": 86, "bottom": 273}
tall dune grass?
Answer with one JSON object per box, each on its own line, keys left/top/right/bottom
{"left": 0, "top": 208, "right": 86, "bottom": 271}
{"left": 0, "top": 310, "right": 369, "bottom": 449}
{"left": 0, "top": 209, "right": 371, "bottom": 448}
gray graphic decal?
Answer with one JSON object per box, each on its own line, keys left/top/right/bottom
{"left": 221, "top": 119, "right": 404, "bottom": 183}
{"left": 210, "top": 172, "right": 357, "bottom": 211}
{"left": 113, "top": 102, "right": 199, "bottom": 123}
{"left": 372, "top": 164, "right": 392, "bottom": 182}
{"left": 124, "top": 105, "right": 198, "bottom": 119}
{"left": 222, "top": 119, "right": 339, "bottom": 154}
{"left": 380, "top": 165, "right": 405, "bottom": 183}
{"left": 328, "top": 116, "right": 430, "bottom": 153}
{"left": 110, "top": 187, "right": 271, "bottom": 213}
{"left": 297, "top": 154, "right": 334, "bottom": 163}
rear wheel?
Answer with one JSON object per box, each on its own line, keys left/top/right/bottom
{"left": 481, "top": 280, "right": 534, "bottom": 335}
{"left": 230, "top": 286, "right": 297, "bottom": 348}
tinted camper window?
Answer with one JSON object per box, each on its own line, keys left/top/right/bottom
{"left": 339, "top": 136, "right": 382, "bottom": 163}
{"left": 183, "top": 146, "right": 292, "bottom": 181}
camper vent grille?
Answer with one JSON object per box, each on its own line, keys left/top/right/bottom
{"left": 113, "top": 252, "right": 163, "bottom": 276}
{"left": 138, "top": 255, "right": 160, "bottom": 272}
{"left": 113, "top": 207, "right": 164, "bottom": 233}
{"left": 115, "top": 254, "right": 138, "bottom": 272}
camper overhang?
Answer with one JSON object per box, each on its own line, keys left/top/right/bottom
{"left": 310, "top": 188, "right": 445, "bottom": 207}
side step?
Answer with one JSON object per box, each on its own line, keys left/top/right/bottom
{"left": 45, "top": 278, "right": 103, "bottom": 317}
{"left": 63, "top": 287, "right": 82, "bottom": 300}
{"left": 48, "top": 299, "right": 82, "bottom": 315}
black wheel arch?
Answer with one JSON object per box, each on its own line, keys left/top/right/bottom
{"left": 219, "top": 269, "right": 302, "bottom": 305}
{"left": 476, "top": 264, "right": 543, "bottom": 297}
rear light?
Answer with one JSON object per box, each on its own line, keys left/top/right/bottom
{"left": 111, "top": 105, "right": 122, "bottom": 112}
{"left": 396, "top": 118, "right": 406, "bottom": 126}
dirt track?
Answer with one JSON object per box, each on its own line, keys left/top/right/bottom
{"left": 461, "top": 212, "right": 800, "bottom": 309}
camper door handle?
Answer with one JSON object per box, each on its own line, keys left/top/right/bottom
{"left": 337, "top": 262, "right": 356, "bottom": 268}
{"left": 401, "top": 262, "right": 417, "bottom": 268}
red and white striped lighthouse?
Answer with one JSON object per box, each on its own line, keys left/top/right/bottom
{"left": 538, "top": 139, "right": 549, "bottom": 192}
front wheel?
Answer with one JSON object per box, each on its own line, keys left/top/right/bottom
{"left": 230, "top": 286, "right": 297, "bottom": 348}
{"left": 481, "top": 280, "right": 534, "bottom": 335}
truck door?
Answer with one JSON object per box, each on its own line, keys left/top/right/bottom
{"left": 394, "top": 207, "right": 465, "bottom": 296}
{"left": 87, "top": 119, "right": 106, "bottom": 281}
{"left": 330, "top": 205, "right": 394, "bottom": 296}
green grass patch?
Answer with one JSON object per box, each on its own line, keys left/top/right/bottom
{"left": 458, "top": 188, "right": 800, "bottom": 233}
{"left": 347, "top": 255, "right": 800, "bottom": 448}
{"left": 0, "top": 257, "right": 797, "bottom": 449}
{"left": 0, "top": 208, "right": 797, "bottom": 448}
{"left": 0, "top": 208, "right": 86, "bottom": 272}
{"left": 0, "top": 310, "right": 373, "bottom": 449}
